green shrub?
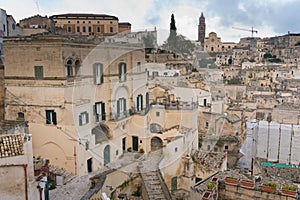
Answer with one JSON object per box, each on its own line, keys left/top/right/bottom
{"left": 282, "top": 185, "right": 297, "bottom": 191}
{"left": 265, "top": 182, "right": 277, "bottom": 188}
{"left": 207, "top": 183, "right": 216, "bottom": 190}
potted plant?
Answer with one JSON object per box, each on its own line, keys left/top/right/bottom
{"left": 211, "top": 177, "right": 219, "bottom": 185}
{"left": 139, "top": 148, "right": 145, "bottom": 154}
{"left": 281, "top": 185, "right": 297, "bottom": 197}
{"left": 262, "top": 182, "right": 277, "bottom": 193}
{"left": 202, "top": 191, "right": 212, "bottom": 200}
{"left": 207, "top": 182, "right": 216, "bottom": 192}
{"left": 225, "top": 176, "right": 238, "bottom": 185}
{"left": 240, "top": 179, "right": 255, "bottom": 189}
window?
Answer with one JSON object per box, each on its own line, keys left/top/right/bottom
{"left": 66, "top": 60, "right": 73, "bottom": 77}
{"left": 17, "top": 112, "right": 24, "bottom": 120}
{"left": 93, "top": 63, "right": 104, "bottom": 84}
{"left": 67, "top": 26, "right": 72, "bottom": 33}
{"left": 34, "top": 66, "right": 44, "bottom": 78}
{"left": 110, "top": 27, "right": 113, "bottom": 33}
{"left": 205, "top": 121, "right": 209, "bottom": 129}
{"left": 82, "top": 26, "right": 86, "bottom": 32}
{"left": 136, "top": 94, "right": 143, "bottom": 111}
{"left": 46, "top": 110, "right": 57, "bottom": 125}
{"left": 156, "top": 112, "right": 160, "bottom": 117}
{"left": 79, "top": 112, "right": 89, "bottom": 126}
{"left": 88, "top": 26, "right": 92, "bottom": 33}
{"left": 116, "top": 150, "right": 119, "bottom": 156}
{"left": 118, "top": 63, "right": 127, "bottom": 82}
{"left": 225, "top": 145, "right": 228, "bottom": 150}
{"left": 137, "top": 62, "right": 141, "bottom": 72}
{"left": 146, "top": 92, "right": 150, "bottom": 110}
{"left": 75, "top": 60, "right": 81, "bottom": 75}
{"left": 117, "top": 98, "right": 126, "bottom": 115}
{"left": 94, "top": 102, "right": 106, "bottom": 122}
{"left": 96, "top": 26, "right": 101, "bottom": 33}
{"left": 77, "top": 26, "right": 80, "bottom": 32}
{"left": 175, "top": 147, "right": 178, "bottom": 152}
{"left": 203, "top": 99, "right": 207, "bottom": 107}
{"left": 3, "top": 24, "right": 5, "bottom": 32}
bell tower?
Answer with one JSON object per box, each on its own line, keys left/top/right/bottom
{"left": 198, "top": 12, "right": 206, "bottom": 47}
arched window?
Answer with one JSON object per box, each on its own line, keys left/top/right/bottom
{"left": 66, "top": 59, "right": 73, "bottom": 77}
{"left": 75, "top": 60, "right": 80, "bottom": 75}
{"left": 104, "top": 145, "right": 110, "bottom": 165}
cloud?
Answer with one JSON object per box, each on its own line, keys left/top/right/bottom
{"left": 1, "top": 0, "right": 300, "bottom": 42}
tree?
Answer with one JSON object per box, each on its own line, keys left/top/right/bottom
{"left": 162, "top": 14, "right": 195, "bottom": 56}
{"left": 170, "top": 14, "right": 177, "bottom": 31}
{"left": 142, "top": 32, "right": 156, "bottom": 53}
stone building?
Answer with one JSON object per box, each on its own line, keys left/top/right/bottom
{"left": 19, "top": 14, "right": 55, "bottom": 36}
{"left": 50, "top": 13, "right": 131, "bottom": 36}
{"left": 204, "top": 32, "right": 222, "bottom": 53}
{"left": 0, "top": 59, "right": 4, "bottom": 120}
{"left": 3, "top": 33, "right": 153, "bottom": 175}
{"left": 0, "top": 120, "right": 38, "bottom": 200}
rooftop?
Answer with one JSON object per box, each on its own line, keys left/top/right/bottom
{"left": 50, "top": 13, "right": 118, "bottom": 20}
{"left": 0, "top": 134, "right": 24, "bottom": 158}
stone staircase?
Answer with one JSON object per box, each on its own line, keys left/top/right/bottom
{"left": 139, "top": 150, "right": 172, "bottom": 200}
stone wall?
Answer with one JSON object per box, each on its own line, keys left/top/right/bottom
{"left": 260, "top": 165, "right": 300, "bottom": 183}
{"left": 219, "top": 183, "right": 297, "bottom": 200}
{"left": 0, "top": 64, "right": 4, "bottom": 120}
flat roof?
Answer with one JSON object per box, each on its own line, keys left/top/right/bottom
{"left": 50, "top": 13, "right": 118, "bottom": 20}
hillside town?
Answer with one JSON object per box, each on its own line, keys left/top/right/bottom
{"left": 1, "top": 7, "right": 300, "bottom": 200}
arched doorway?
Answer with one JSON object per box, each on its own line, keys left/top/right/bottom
{"left": 151, "top": 137, "right": 163, "bottom": 151}
{"left": 104, "top": 145, "right": 110, "bottom": 166}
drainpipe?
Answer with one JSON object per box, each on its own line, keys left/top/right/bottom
{"left": 23, "top": 164, "right": 28, "bottom": 200}
{"left": 74, "top": 146, "right": 77, "bottom": 175}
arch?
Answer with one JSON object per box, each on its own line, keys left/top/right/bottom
{"left": 92, "top": 123, "right": 111, "bottom": 144}
{"left": 75, "top": 60, "right": 81, "bottom": 75}
{"left": 151, "top": 136, "right": 163, "bottom": 151}
{"left": 228, "top": 57, "right": 233, "bottom": 65}
{"left": 104, "top": 145, "right": 110, "bottom": 166}
{"left": 40, "top": 142, "right": 67, "bottom": 168}
{"left": 150, "top": 123, "right": 163, "bottom": 133}
{"left": 66, "top": 59, "right": 73, "bottom": 77}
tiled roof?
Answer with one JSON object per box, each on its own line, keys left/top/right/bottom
{"left": 0, "top": 134, "right": 24, "bottom": 158}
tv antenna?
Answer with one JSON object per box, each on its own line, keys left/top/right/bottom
{"left": 35, "top": 0, "right": 40, "bottom": 13}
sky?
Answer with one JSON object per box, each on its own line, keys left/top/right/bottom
{"left": 1, "top": 0, "right": 300, "bottom": 43}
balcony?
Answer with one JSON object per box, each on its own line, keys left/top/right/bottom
{"left": 110, "top": 110, "right": 131, "bottom": 121}
{"left": 150, "top": 100, "right": 198, "bottom": 110}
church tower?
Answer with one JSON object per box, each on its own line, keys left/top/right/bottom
{"left": 198, "top": 12, "right": 206, "bottom": 47}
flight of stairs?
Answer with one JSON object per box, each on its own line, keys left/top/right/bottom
{"left": 139, "top": 150, "right": 172, "bottom": 200}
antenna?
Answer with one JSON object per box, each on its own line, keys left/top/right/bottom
{"left": 35, "top": 0, "right": 40, "bottom": 13}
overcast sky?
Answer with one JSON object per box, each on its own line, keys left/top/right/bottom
{"left": 1, "top": 0, "right": 299, "bottom": 43}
